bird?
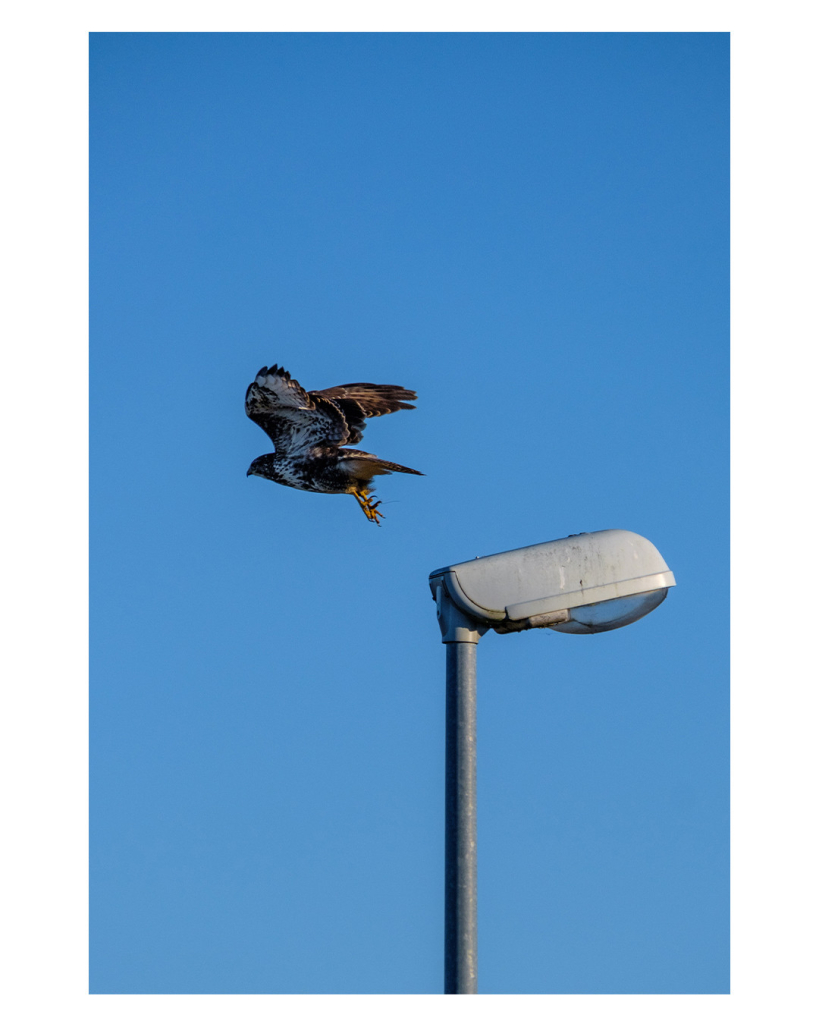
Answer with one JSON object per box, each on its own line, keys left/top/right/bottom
{"left": 245, "top": 364, "right": 423, "bottom": 524}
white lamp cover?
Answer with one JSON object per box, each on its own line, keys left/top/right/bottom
{"left": 429, "top": 529, "right": 675, "bottom": 634}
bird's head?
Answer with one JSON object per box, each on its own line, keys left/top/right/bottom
{"left": 247, "top": 453, "right": 276, "bottom": 478}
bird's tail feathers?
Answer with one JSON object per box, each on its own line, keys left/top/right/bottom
{"left": 340, "top": 450, "right": 424, "bottom": 482}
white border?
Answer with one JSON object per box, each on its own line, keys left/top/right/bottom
{"left": 3, "top": 2, "right": 816, "bottom": 1020}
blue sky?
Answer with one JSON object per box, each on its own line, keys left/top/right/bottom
{"left": 90, "top": 32, "right": 729, "bottom": 994}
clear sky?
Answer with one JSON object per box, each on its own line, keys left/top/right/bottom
{"left": 90, "top": 31, "right": 729, "bottom": 994}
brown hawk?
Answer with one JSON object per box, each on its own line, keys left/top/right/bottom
{"left": 246, "top": 364, "right": 422, "bottom": 524}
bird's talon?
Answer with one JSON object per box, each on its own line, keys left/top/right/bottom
{"left": 354, "top": 490, "right": 385, "bottom": 524}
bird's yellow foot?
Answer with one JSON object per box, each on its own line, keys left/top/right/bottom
{"left": 354, "top": 492, "right": 384, "bottom": 525}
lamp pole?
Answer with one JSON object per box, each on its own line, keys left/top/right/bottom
{"left": 436, "top": 581, "right": 485, "bottom": 994}
{"left": 444, "top": 639, "right": 478, "bottom": 994}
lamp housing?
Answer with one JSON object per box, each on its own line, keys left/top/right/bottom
{"left": 429, "top": 529, "right": 675, "bottom": 639}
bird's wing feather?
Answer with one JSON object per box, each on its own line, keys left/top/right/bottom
{"left": 246, "top": 365, "right": 350, "bottom": 452}
{"left": 311, "top": 383, "right": 416, "bottom": 416}
{"left": 310, "top": 383, "right": 417, "bottom": 444}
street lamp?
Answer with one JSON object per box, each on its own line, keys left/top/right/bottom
{"left": 428, "top": 529, "right": 676, "bottom": 994}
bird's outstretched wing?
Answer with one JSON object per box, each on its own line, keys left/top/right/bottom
{"left": 310, "top": 383, "right": 417, "bottom": 444}
{"left": 245, "top": 365, "right": 350, "bottom": 453}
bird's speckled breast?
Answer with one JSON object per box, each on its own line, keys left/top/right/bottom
{"left": 261, "top": 455, "right": 352, "bottom": 494}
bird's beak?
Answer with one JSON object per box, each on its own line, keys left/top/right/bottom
{"left": 246, "top": 468, "right": 253, "bottom": 477}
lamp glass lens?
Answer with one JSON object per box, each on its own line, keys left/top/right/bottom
{"left": 548, "top": 588, "right": 668, "bottom": 634}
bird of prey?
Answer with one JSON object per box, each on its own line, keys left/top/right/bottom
{"left": 245, "top": 364, "right": 422, "bottom": 524}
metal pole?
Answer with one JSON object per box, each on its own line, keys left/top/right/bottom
{"left": 444, "top": 640, "right": 478, "bottom": 994}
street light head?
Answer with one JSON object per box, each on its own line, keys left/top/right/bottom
{"left": 429, "top": 529, "right": 675, "bottom": 641}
